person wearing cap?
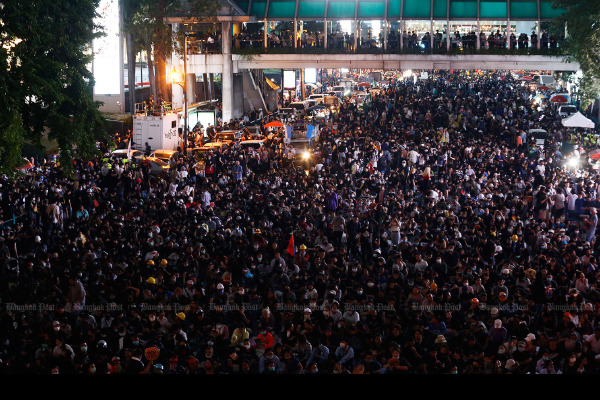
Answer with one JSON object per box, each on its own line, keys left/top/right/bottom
{"left": 503, "top": 358, "right": 518, "bottom": 373}
{"left": 512, "top": 339, "right": 534, "bottom": 374}
{"left": 485, "top": 319, "right": 508, "bottom": 356}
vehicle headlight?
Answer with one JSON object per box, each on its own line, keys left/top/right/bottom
{"left": 302, "top": 151, "right": 311, "bottom": 160}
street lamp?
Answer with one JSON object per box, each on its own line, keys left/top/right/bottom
{"left": 171, "top": 32, "right": 189, "bottom": 154}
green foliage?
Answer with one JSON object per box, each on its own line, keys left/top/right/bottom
{"left": 124, "top": 0, "right": 220, "bottom": 97}
{"left": 551, "top": 0, "right": 600, "bottom": 109}
{"left": 0, "top": 0, "right": 108, "bottom": 175}
{"left": 0, "top": 110, "right": 26, "bottom": 178}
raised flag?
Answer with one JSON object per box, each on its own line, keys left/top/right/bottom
{"left": 287, "top": 234, "right": 295, "bottom": 257}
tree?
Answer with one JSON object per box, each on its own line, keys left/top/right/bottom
{"left": 122, "top": 0, "right": 144, "bottom": 116}
{"left": 124, "top": 0, "right": 219, "bottom": 105}
{"left": 551, "top": 0, "right": 600, "bottom": 114}
{"left": 0, "top": 0, "right": 108, "bottom": 176}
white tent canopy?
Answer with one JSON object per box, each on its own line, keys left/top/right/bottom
{"left": 562, "top": 111, "right": 595, "bottom": 129}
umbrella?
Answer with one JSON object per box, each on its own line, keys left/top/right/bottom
{"left": 534, "top": 94, "right": 547, "bottom": 99}
{"left": 358, "top": 82, "right": 371, "bottom": 87}
{"left": 536, "top": 85, "right": 551, "bottom": 91}
{"left": 550, "top": 95, "right": 569, "bottom": 103}
{"left": 519, "top": 76, "right": 533, "bottom": 81}
{"left": 265, "top": 120, "right": 284, "bottom": 128}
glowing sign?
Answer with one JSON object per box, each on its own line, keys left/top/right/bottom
{"left": 93, "top": 0, "right": 121, "bottom": 95}
{"left": 304, "top": 68, "right": 317, "bottom": 84}
{"left": 283, "top": 70, "right": 296, "bottom": 89}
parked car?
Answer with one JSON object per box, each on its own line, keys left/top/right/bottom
{"left": 558, "top": 105, "right": 578, "bottom": 118}
{"left": 149, "top": 149, "right": 179, "bottom": 163}
{"left": 528, "top": 128, "right": 550, "bottom": 148}
{"left": 140, "top": 157, "right": 170, "bottom": 177}
{"left": 213, "top": 130, "right": 243, "bottom": 144}
{"left": 239, "top": 139, "right": 265, "bottom": 155}
{"left": 110, "top": 149, "right": 144, "bottom": 161}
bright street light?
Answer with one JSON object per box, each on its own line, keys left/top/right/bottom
{"left": 171, "top": 64, "right": 187, "bottom": 154}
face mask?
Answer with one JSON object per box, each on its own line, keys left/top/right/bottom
{"left": 81, "top": 346, "right": 87, "bottom": 352}
{"left": 244, "top": 344, "right": 251, "bottom": 349}
{"left": 357, "top": 290, "right": 363, "bottom": 295}
{"left": 133, "top": 341, "right": 139, "bottom": 346}
{"left": 368, "top": 283, "right": 374, "bottom": 288}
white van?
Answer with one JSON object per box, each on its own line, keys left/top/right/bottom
{"left": 289, "top": 101, "right": 311, "bottom": 117}
{"left": 558, "top": 105, "right": 577, "bottom": 118}
{"left": 308, "top": 94, "right": 325, "bottom": 104}
{"left": 539, "top": 75, "right": 556, "bottom": 87}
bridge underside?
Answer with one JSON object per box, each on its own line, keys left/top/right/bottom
{"left": 186, "top": 53, "right": 579, "bottom": 75}
{"left": 233, "top": 54, "right": 579, "bottom": 72}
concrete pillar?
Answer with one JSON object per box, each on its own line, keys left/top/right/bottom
{"left": 264, "top": 20, "right": 268, "bottom": 48}
{"left": 324, "top": 19, "right": 327, "bottom": 49}
{"left": 294, "top": 19, "right": 297, "bottom": 49}
{"left": 400, "top": 20, "right": 404, "bottom": 50}
{"left": 507, "top": 18, "right": 511, "bottom": 49}
{"left": 222, "top": 21, "right": 234, "bottom": 123}
{"left": 384, "top": 21, "right": 388, "bottom": 50}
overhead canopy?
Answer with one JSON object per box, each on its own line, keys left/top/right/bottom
{"left": 232, "top": 0, "right": 565, "bottom": 21}
{"left": 562, "top": 112, "right": 595, "bottom": 129}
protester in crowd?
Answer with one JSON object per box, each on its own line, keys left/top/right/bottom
{"left": 1, "top": 69, "right": 598, "bottom": 374}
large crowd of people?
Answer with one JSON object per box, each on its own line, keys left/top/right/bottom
{"left": 1, "top": 70, "right": 600, "bottom": 375}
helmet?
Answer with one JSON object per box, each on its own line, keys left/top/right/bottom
{"left": 471, "top": 297, "right": 480, "bottom": 304}
{"left": 97, "top": 340, "right": 107, "bottom": 349}
{"left": 430, "top": 282, "right": 438, "bottom": 291}
{"left": 499, "top": 292, "right": 507, "bottom": 299}
{"left": 147, "top": 260, "right": 155, "bottom": 266}
{"left": 176, "top": 312, "right": 186, "bottom": 321}
{"left": 300, "top": 244, "right": 307, "bottom": 250}
{"left": 146, "top": 277, "right": 156, "bottom": 284}
{"left": 160, "top": 259, "right": 168, "bottom": 266}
